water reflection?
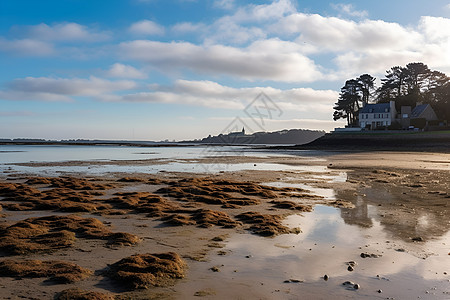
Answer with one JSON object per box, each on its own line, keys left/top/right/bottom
{"left": 213, "top": 205, "right": 449, "bottom": 299}
{"left": 334, "top": 178, "right": 450, "bottom": 243}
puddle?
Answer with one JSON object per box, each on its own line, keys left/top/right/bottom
{"left": 179, "top": 205, "right": 449, "bottom": 299}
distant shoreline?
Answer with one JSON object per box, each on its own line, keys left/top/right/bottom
{"left": 1, "top": 130, "right": 450, "bottom": 153}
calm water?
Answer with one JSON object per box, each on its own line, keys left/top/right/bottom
{"left": 0, "top": 144, "right": 325, "bottom": 175}
{"left": 1, "top": 144, "right": 449, "bottom": 299}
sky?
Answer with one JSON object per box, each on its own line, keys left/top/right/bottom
{"left": 1, "top": 0, "right": 450, "bottom": 141}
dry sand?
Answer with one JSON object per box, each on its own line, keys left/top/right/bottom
{"left": 0, "top": 151, "right": 449, "bottom": 299}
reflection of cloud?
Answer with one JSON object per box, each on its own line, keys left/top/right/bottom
{"left": 222, "top": 205, "right": 449, "bottom": 291}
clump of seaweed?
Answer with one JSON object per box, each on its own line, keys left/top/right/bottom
{"left": 117, "top": 177, "right": 145, "bottom": 183}
{"left": 236, "top": 211, "right": 293, "bottom": 236}
{"left": 0, "top": 215, "right": 139, "bottom": 255}
{"left": 0, "top": 259, "right": 92, "bottom": 283}
{"left": 107, "top": 192, "right": 181, "bottom": 217}
{"left": 161, "top": 209, "right": 240, "bottom": 228}
{"left": 26, "top": 176, "right": 113, "bottom": 190}
{"left": 0, "top": 180, "right": 110, "bottom": 213}
{"left": 270, "top": 200, "right": 313, "bottom": 211}
{"left": 156, "top": 177, "right": 318, "bottom": 208}
{"left": 106, "top": 252, "right": 186, "bottom": 290}
{"left": 191, "top": 209, "right": 240, "bottom": 228}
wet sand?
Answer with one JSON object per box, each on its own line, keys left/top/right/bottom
{"left": 0, "top": 151, "right": 449, "bottom": 299}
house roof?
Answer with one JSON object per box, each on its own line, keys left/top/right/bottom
{"left": 411, "top": 104, "right": 429, "bottom": 118}
{"left": 359, "top": 103, "right": 390, "bottom": 114}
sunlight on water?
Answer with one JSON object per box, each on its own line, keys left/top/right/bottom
{"left": 212, "top": 205, "right": 450, "bottom": 299}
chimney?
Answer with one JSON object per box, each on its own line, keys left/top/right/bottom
{"left": 389, "top": 100, "right": 396, "bottom": 115}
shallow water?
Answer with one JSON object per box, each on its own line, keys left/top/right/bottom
{"left": 1, "top": 144, "right": 448, "bottom": 299}
{"left": 0, "top": 144, "right": 326, "bottom": 175}
{"left": 184, "top": 205, "right": 449, "bottom": 299}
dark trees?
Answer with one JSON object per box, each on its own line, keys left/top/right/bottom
{"left": 334, "top": 62, "right": 450, "bottom": 125}
{"left": 357, "top": 74, "right": 376, "bottom": 106}
{"left": 333, "top": 79, "right": 361, "bottom": 126}
{"left": 376, "top": 62, "right": 449, "bottom": 120}
{"left": 333, "top": 75, "right": 375, "bottom": 126}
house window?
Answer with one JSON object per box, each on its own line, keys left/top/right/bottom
{"left": 366, "top": 114, "right": 368, "bottom": 119}
{"left": 402, "top": 114, "right": 408, "bottom": 118}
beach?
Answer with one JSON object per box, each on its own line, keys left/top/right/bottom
{"left": 0, "top": 147, "right": 449, "bottom": 299}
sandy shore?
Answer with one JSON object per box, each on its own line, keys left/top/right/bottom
{"left": 0, "top": 151, "right": 449, "bottom": 299}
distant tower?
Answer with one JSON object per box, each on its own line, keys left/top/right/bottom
{"left": 242, "top": 127, "right": 245, "bottom": 135}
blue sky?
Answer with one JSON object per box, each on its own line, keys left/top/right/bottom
{"left": 1, "top": 0, "right": 450, "bottom": 140}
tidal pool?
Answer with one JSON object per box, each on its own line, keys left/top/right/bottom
{"left": 175, "top": 205, "right": 449, "bottom": 299}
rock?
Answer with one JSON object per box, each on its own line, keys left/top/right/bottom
{"left": 323, "top": 274, "right": 329, "bottom": 281}
{"left": 284, "top": 278, "right": 303, "bottom": 283}
{"left": 347, "top": 266, "right": 354, "bottom": 272}
{"left": 377, "top": 289, "right": 382, "bottom": 293}
{"left": 342, "top": 281, "right": 360, "bottom": 290}
{"left": 360, "top": 252, "right": 381, "bottom": 258}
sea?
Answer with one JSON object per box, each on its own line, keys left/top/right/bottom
{"left": 0, "top": 144, "right": 449, "bottom": 299}
{"left": 0, "top": 144, "right": 327, "bottom": 175}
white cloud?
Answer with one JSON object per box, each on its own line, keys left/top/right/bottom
{"left": 331, "top": 3, "right": 368, "bottom": 19}
{"left": 0, "top": 38, "right": 54, "bottom": 56}
{"left": 96, "top": 79, "right": 338, "bottom": 114}
{"left": 419, "top": 16, "right": 450, "bottom": 42}
{"left": 231, "top": 0, "right": 296, "bottom": 23}
{"left": 19, "top": 22, "right": 110, "bottom": 42}
{"left": 214, "top": 0, "right": 235, "bottom": 10}
{"left": 172, "top": 22, "right": 205, "bottom": 34}
{"left": 120, "top": 39, "right": 323, "bottom": 82}
{"left": 275, "top": 14, "right": 422, "bottom": 53}
{"left": 0, "top": 76, "right": 137, "bottom": 101}
{"left": 106, "top": 63, "right": 147, "bottom": 79}
{"left": 204, "top": 17, "right": 266, "bottom": 44}
{"left": 129, "top": 20, "right": 165, "bottom": 35}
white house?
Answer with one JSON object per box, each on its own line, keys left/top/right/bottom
{"left": 359, "top": 101, "right": 396, "bottom": 129}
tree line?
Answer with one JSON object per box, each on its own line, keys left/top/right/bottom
{"left": 333, "top": 62, "right": 450, "bottom": 126}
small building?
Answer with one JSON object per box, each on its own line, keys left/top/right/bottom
{"left": 411, "top": 104, "right": 438, "bottom": 121}
{"left": 359, "top": 101, "right": 396, "bottom": 130}
{"left": 398, "top": 104, "right": 438, "bottom": 129}
{"left": 400, "top": 106, "right": 412, "bottom": 128}
{"left": 228, "top": 127, "right": 246, "bottom": 136}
